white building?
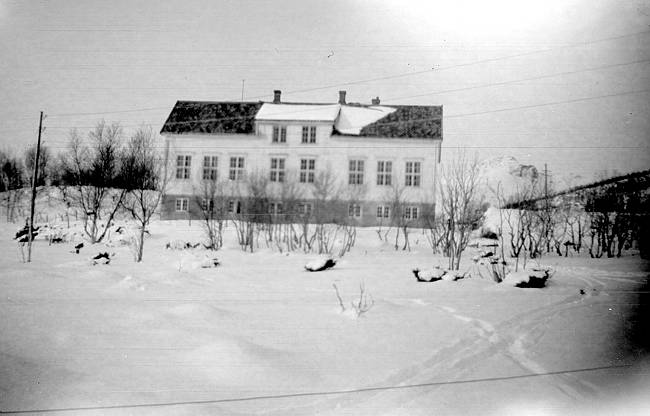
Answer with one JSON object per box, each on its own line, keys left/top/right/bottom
{"left": 160, "top": 90, "right": 442, "bottom": 226}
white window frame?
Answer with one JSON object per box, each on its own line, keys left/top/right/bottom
{"left": 297, "top": 202, "right": 313, "bottom": 216}
{"left": 405, "top": 161, "right": 422, "bottom": 187}
{"left": 301, "top": 126, "right": 317, "bottom": 144}
{"left": 202, "top": 155, "right": 218, "bottom": 180}
{"left": 175, "top": 198, "right": 189, "bottom": 212}
{"left": 229, "top": 156, "right": 245, "bottom": 181}
{"left": 270, "top": 157, "right": 286, "bottom": 183}
{"left": 348, "top": 159, "right": 364, "bottom": 185}
{"left": 268, "top": 202, "right": 284, "bottom": 215}
{"left": 227, "top": 200, "right": 241, "bottom": 214}
{"left": 404, "top": 206, "right": 419, "bottom": 220}
{"left": 377, "top": 160, "right": 392, "bottom": 186}
{"left": 175, "top": 155, "right": 191, "bottom": 180}
{"left": 299, "top": 158, "right": 315, "bottom": 183}
{"left": 376, "top": 205, "right": 390, "bottom": 219}
{"left": 348, "top": 203, "right": 362, "bottom": 218}
{"left": 201, "top": 198, "right": 215, "bottom": 212}
{"left": 272, "top": 125, "right": 287, "bottom": 143}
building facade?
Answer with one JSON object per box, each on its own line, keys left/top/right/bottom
{"left": 160, "top": 90, "right": 442, "bottom": 226}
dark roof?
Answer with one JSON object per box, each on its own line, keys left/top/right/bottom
{"left": 342, "top": 105, "right": 443, "bottom": 139}
{"left": 160, "top": 101, "right": 263, "bottom": 134}
{"left": 161, "top": 101, "right": 443, "bottom": 139}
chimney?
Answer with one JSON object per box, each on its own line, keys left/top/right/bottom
{"left": 338, "top": 90, "right": 346, "bottom": 105}
{"left": 371, "top": 96, "right": 380, "bottom": 105}
{"left": 273, "top": 90, "right": 281, "bottom": 104}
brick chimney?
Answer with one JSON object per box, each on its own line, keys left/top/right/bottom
{"left": 371, "top": 96, "right": 380, "bottom": 105}
{"left": 273, "top": 90, "right": 281, "bottom": 104}
{"left": 338, "top": 90, "right": 346, "bottom": 105}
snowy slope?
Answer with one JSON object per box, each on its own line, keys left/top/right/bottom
{"left": 479, "top": 156, "right": 541, "bottom": 205}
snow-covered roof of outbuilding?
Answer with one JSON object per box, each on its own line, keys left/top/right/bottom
{"left": 255, "top": 103, "right": 340, "bottom": 122}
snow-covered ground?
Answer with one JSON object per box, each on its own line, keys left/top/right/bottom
{"left": 1, "top": 219, "right": 649, "bottom": 415}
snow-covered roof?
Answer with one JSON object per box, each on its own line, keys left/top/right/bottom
{"left": 334, "top": 105, "right": 397, "bottom": 135}
{"left": 255, "top": 103, "right": 340, "bottom": 122}
{"left": 160, "top": 98, "right": 442, "bottom": 139}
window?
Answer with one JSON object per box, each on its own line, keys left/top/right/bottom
{"left": 297, "top": 202, "right": 313, "bottom": 216}
{"left": 175, "top": 155, "right": 191, "bottom": 179}
{"left": 301, "top": 126, "right": 317, "bottom": 143}
{"left": 405, "top": 161, "right": 421, "bottom": 187}
{"left": 201, "top": 198, "right": 214, "bottom": 212}
{"left": 268, "top": 202, "right": 283, "bottom": 215}
{"left": 202, "top": 156, "right": 218, "bottom": 180}
{"left": 376, "top": 205, "right": 390, "bottom": 219}
{"left": 404, "top": 206, "right": 419, "bottom": 220}
{"left": 348, "top": 203, "right": 362, "bottom": 218}
{"left": 348, "top": 160, "right": 364, "bottom": 185}
{"left": 229, "top": 157, "right": 245, "bottom": 181}
{"left": 175, "top": 198, "right": 188, "bottom": 212}
{"left": 272, "top": 125, "right": 287, "bottom": 143}
{"left": 270, "top": 158, "right": 285, "bottom": 182}
{"left": 377, "top": 161, "right": 392, "bottom": 186}
{"left": 227, "top": 200, "right": 241, "bottom": 214}
{"left": 299, "top": 158, "right": 315, "bottom": 183}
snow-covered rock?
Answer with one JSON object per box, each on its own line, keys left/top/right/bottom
{"left": 413, "top": 267, "right": 447, "bottom": 282}
{"left": 503, "top": 267, "right": 552, "bottom": 288}
{"left": 305, "top": 257, "right": 337, "bottom": 272}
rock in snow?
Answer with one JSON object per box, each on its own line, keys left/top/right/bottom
{"left": 503, "top": 268, "right": 552, "bottom": 288}
{"left": 413, "top": 268, "right": 446, "bottom": 282}
{"left": 305, "top": 257, "right": 337, "bottom": 272}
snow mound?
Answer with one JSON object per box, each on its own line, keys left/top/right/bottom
{"left": 177, "top": 253, "right": 220, "bottom": 270}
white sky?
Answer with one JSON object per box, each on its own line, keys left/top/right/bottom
{"left": 0, "top": 0, "right": 649, "bottom": 184}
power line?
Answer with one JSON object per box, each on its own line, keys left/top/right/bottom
{"left": 253, "top": 29, "right": 650, "bottom": 101}
{"left": 92, "top": 85, "right": 650, "bottom": 130}
{"left": 40, "top": 28, "right": 650, "bottom": 119}
{"left": 48, "top": 106, "right": 171, "bottom": 118}
{"left": 387, "top": 57, "right": 650, "bottom": 102}
{"left": 0, "top": 363, "right": 635, "bottom": 414}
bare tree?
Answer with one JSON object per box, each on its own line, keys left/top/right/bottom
{"left": 0, "top": 151, "right": 25, "bottom": 222}
{"left": 119, "top": 126, "right": 168, "bottom": 262}
{"left": 439, "top": 152, "right": 484, "bottom": 270}
{"left": 60, "top": 122, "right": 126, "bottom": 243}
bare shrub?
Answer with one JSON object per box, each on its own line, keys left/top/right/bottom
{"left": 439, "top": 152, "right": 485, "bottom": 270}
{"left": 332, "top": 282, "right": 375, "bottom": 317}
{"left": 195, "top": 177, "right": 228, "bottom": 250}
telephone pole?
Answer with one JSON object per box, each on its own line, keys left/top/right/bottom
{"left": 544, "top": 163, "right": 548, "bottom": 211}
{"left": 27, "top": 111, "right": 44, "bottom": 262}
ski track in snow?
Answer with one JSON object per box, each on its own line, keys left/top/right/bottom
{"left": 321, "top": 265, "right": 645, "bottom": 414}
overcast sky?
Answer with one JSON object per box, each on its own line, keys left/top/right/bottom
{"left": 1, "top": 0, "right": 648, "bottom": 185}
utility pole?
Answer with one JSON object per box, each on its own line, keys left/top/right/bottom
{"left": 27, "top": 111, "right": 44, "bottom": 262}
{"left": 544, "top": 163, "right": 548, "bottom": 210}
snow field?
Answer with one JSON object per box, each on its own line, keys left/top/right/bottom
{"left": 1, "top": 220, "right": 649, "bottom": 415}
